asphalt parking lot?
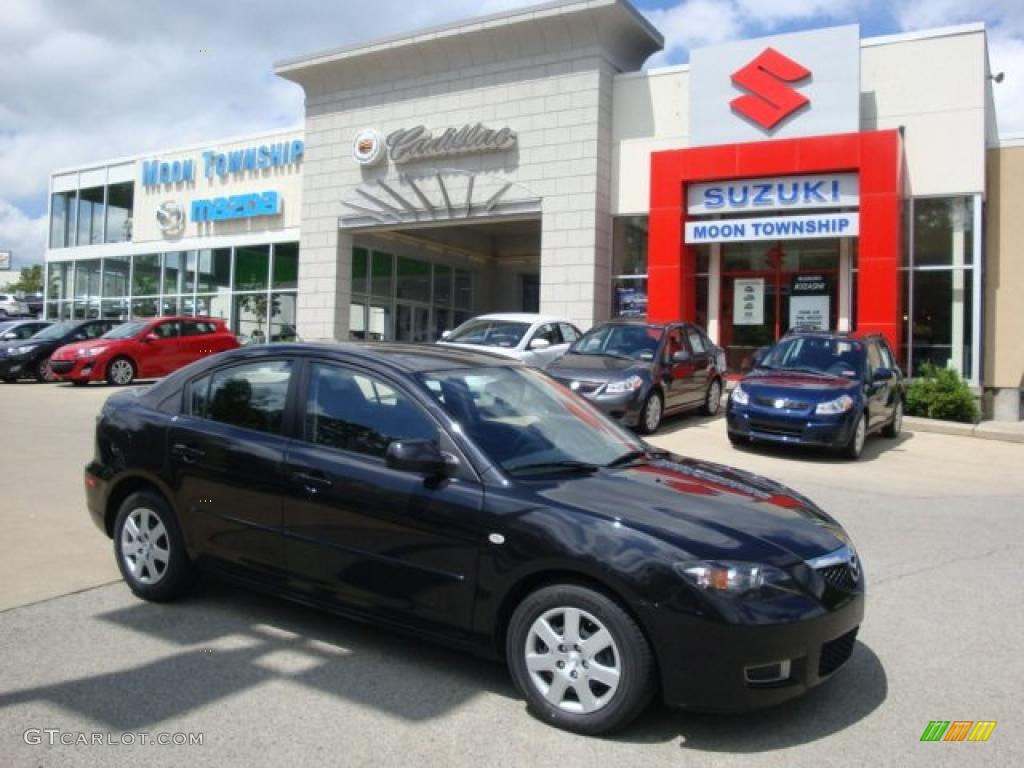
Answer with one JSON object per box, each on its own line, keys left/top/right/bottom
{"left": 1, "top": 381, "right": 1022, "bottom": 767}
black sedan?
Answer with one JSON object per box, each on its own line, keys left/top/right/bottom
{"left": 546, "top": 320, "right": 726, "bottom": 434}
{"left": 85, "top": 343, "right": 864, "bottom": 735}
{"left": 727, "top": 331, "right": 905, "bottom": 459}
{"left": 0, "top": 318, "right": 118, "bottom": 382}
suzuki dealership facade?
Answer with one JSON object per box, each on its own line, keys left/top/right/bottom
{"left": 43, "top": 0, "right": 1023, "bottom": 419}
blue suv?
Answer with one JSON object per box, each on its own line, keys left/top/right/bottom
{"left": 726, "top": 331, "right": 905, "bottom": 460}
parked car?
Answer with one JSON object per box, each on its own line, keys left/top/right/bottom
{"left": 0, "top": 293, "right": 29, "bottom": 318}
{"left": 0, "top": 318, "right": 118, "bottom": 382}
{"left": 546, "top": 320, "right": 726, "bottom": 434}
{"left": 50, "top": 316, "right": 239, "bottom": 386}
{"left": 726, "top": 331, "right": 905, "bottom": 459}
{"left": 19, "top": 293, "right": 45, "bottom": 317}
{"left": 86, "top": 343, "right": 863, "bottom": 735}
{"left": 437, "top": 313, "right": 581, "bottom": 369}
{"left": 0, "top": 319, "right": 51, "bottom": 343}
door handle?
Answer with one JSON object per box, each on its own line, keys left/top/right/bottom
{"left": 171, "top": 443, "right": 205, "bottom": 464}
{"left": 292, "top": 470, "right": 333, "bottom": 493}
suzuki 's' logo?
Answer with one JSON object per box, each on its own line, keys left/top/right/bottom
{"left": 730, "top": 47, "right": 811, "bottom": 130}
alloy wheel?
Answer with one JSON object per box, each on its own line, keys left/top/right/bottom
{"left": 110, "top": 359, "right": 134, "bottom": 385}
{"left": 524, "top": 606, "right": 621, "bottom": 715}
{"left": 644, "top": 394, "right": 662, "bottom": 433}
{"left": 120, "top": 507, "right": 171, "bottom": 585}
{"left": 854, "top": 415, "right": 866, "bottom": 455}
{"left": 705, "top": 379, "right": 722, "bottom": 415}
{"left": 893, "top": 401, "right": 903, "bottom": 433}
{"left": 38, "top": 359, "right": 55, "bottom": 382}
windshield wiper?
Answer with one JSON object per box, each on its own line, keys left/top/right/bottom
{"left": 506, "top": 460, "right": 602, "bottom": 476}
{"left": 782, "top": 366, "right": 830, "bottom": 376}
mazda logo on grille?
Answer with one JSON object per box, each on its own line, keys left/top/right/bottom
{"left": 848, "top": 551, "right": 860, "bottom": 582}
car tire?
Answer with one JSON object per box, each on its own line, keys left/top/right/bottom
{"left": 882, "top": 399, "right": 903, "bottom": 438}
{"left": 506, "top": 584, "right": 655, "bottom": 736}
{"left": 34, "top": 357, "right": 56, "bottom": 383}
{"left": 107, "top": 356, "right": 136, "bottom": 386}
{"left": 701, "top": 378, "right": 723, "bottom": 416}
{"left": 728, "top": 431, "right": 746, "bottom": 447}
{"left": 842, "top": 412, "right": 868, "bottom": 460}
{"left": 113, "top": 490, "right": 195, "bottom": 602}
{"left": 1, "top": 375, "right": 16, "bottom": 383}
{"left": 638, "top": 390, "right": 663, "bottom": 435}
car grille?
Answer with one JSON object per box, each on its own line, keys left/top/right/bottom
{"left": 49, "top": 361, "right": 75, "bottom": 374}
{"left": 819, "top": 627, "right": 858, "bottom": 677}
{"left": 749, "top": 419, "right": 804, "bottom": 438}
{"left": 819, "top": 564, "right": 858, "bottom": 591}
{"left": 752, "top": 396, "right": 811, "bottom": 411}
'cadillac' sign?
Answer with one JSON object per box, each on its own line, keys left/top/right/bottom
{"left": 353, "top": 123, "right": 518, "bottom": 167}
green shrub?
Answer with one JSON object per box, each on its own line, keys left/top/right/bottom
{"left": 905, "top": 363, "right": 980, "bottom": 423}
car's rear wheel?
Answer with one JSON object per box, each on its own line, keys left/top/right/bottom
{"left": 107, "top": 356, "right": 136, "bottom": 386}
{"left": 113, "top": 490, "right": 195, "bottom": 602}
{"left": 842, "top": 412, "right": 868, "bottom": 460}
{"left": 506, "top": 584, "right": 655, "bottom": 735}
{"left": 638, "top": 391, "right": 663, "bottom": 435}
{"left": 34, "top": 358, "right": 56, "bottom": 383}
{"left": 701, "top": 378, "right": 723, "bottom": 416}
{"left": 883, "top": 399, "right": 903, "bottom": 438}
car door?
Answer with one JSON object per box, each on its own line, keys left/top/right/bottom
{"left": 863, "top": 340, "right": 892, "bottom": 429}
{"left": 660, "top": 325, "right": 698, "bottom": 409}
{"left": 684, "top": 325, "right": 715, "bottom": 403}
{"left": 524, "top": 323, "right": 564, "bottom": 368}
{"left": 282, "top": 359, "right": 483, "bottom": 636}
{"left": 142, "top": 320, "right": 184, "bottom": 377}
{"left": 166, "top": 358, "right": 296, "bottom": 578}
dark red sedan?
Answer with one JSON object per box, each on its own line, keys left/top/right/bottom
{"left": 50, "top": 316, "right": 239, "bottom": 385}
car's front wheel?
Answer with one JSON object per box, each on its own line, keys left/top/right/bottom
{"left": 701, "top": 378, "right": 723, "bottom": 416}
{"left": 506, "top": 584, "right": 655, "bottom": 735}
{"left": 883, "top": 399, "right": 903, "bottom": 438}
{"left": 34, "top": 358, "right": 56, "bottom": 383}
{"left": 113, "top": 490, "right": 195, "bottom": 601}
{"left": 638, "top": 390, "right": 663, "bottom": 435}
{"left": 842, "top": 412, "right": 868, "bottom": 460}
{"left": 107, "top": 356, "right": 136, "bottom": 386}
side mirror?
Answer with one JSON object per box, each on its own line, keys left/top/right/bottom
{"left": 386, "top": 440, "right": 457, "bottom": 478}
{"left": 873, "top": 367, "right": 895, "bottom": 382}
{"left": 440, "top": 330, "right": 452, "bottom": 340}
{"left": 671, "top": 350, "right": 691, "bottom": 364}
{"left": 529, "top": 337, "right": 551, "bottom": 351}
{"left": 142, "top": 332, "right": 159, "bottom": 343}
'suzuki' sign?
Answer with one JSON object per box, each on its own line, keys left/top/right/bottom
{"left": 687, "top": 174, "right": 859, "bottom": 214}
{"left": 385, "top": 124, "right": 517, "bottom": 165}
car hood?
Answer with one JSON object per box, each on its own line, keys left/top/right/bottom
{"left": 547, "top": 352, "right": 646, "bottom": 381}
{"left": 436, "top": 341, "right": 522, "bottom": 359}
{"left": 741, "top": 369, "right": 859, "bottom": 400}
{"left": 533, "top": 454, "right": 849, "bottom": 563}
{"left": 51, "top": 338, "right": 116, "bottom": 360}
{"left": 0, "top": 336, "right": 55, "bottom": 354}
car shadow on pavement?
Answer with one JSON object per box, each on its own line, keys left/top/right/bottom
{"left": 619, "top": 640, "right": 887, "bottom": 748}
{"left": 728, "top": 432, "right": 914, "bottom": 464}
{"left": 0, "top": 580, "right": 516, "bottom": 732}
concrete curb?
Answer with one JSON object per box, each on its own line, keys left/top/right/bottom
{"left": 904, "top": 415, "right": 1024, "bottom": 444}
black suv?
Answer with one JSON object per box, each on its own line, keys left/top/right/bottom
{"left": 726, "top": 331, "right": 905, "bottom": 459}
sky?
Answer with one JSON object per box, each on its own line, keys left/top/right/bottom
{"left": 1, "top": 0, "right": 1022, "bottom": 271}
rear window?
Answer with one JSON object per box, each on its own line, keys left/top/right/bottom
{"left": 182, "top": 320, "right": 216, "bottom": 336}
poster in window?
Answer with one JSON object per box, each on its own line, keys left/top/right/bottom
{"left": 789, "top": 274, "right": 830, "bottom": 331}
{"left": 733, "top": 278, "right": 764, "bottom": 326}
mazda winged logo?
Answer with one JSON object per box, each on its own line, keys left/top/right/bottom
{"left": 156, "top": 200, "right": 185, "bottom": 235}
{"left": 730, "top": 47, "right": 811, "bottom": 130}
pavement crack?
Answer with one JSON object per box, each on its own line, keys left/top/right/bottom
{"left": 871, "top": 543, "right": 1024, "bottom": 587}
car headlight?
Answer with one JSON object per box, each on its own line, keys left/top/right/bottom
{"left": 12, "top": 344, "right": 37, "bottom": 355}
{"left": 77, "top": 346, "right": 107, "bottom": 357}
{"left": 730, "top": 384, "right": 749, "bottom": 406}
{"left": 675, "top": 560, "right": 793, "bottom": 595}
{"left": 815, "top": 394, "right": 855, "bottom": 415}
{"left": 605, "top": 375, "right": 644, "bottom": 394}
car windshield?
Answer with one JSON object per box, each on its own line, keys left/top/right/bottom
{"left": 759, "top": 336, "right": 865, "bottom": 379}
{"left": 102, "top": 321, "right": 147, "bottom": 340}
{"left": 0, "top": 321, "right": 14, "bottom": 333}
{"left": 571, "top": 324, "right": 663, "bottom": 361}
{"left": 418, "top": 366, "right": 642, "bottom": 475}
{"left": 445, "top": 319, "right": 530, "bottom": 349}
{"left": 32, "top": 321, "right": 76, "bottom": 340}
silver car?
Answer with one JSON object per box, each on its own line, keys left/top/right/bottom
{"left": 0, "top": 294, "right": 29, "bottom": 318}
{"left": 437, "top": 313, "right": 581, "bottom": 369}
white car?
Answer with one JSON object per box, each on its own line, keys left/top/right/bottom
{"left": 437, "top": 313, "right": 582, "bottom": 368}
{"left": 0, "top": 294, "right": 29, "bottom": 318}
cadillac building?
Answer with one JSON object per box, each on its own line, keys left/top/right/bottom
{"left": 43, "top": 0, "right": 1024, "bottom": 419}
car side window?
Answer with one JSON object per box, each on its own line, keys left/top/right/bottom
{"left": 866, "top": 342, "right": 883, "bottom": 375}
{"left": 664, "top": 328, "right": 687, "bottom": 362}
{"left": 16, "top": 326, "right": 36, "bottom": 339}
{"left": 559, "top": 323, "right": 580, "bottom": 343}
{"left": 531, "top": 323, "right": 562, "bottom": 346}
{"left": 181, "top": 320, "right": 213, "bottom": 336}
{"left": 191, "top": 360, "right": 292, "bottom": 435}
{"left": 878, "top": 340, "right": 897, "bottom": 371}
{"left": 304, "top": 363, "right": 438, "bottom": 459}
{"left": 153, "top": 321, "right": 180, "bottom": 339}
{"left": 686, "top": 328, "right": 706, "bottom": 355}
{"left": 71, "top": 326, "right": 90, "bottom": 341}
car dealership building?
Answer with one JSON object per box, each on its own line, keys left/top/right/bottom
{"left": 43, "top": 0, "right": 1023, "bottom": 419}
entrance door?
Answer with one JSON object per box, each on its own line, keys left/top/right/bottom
{"left": 395, "top": 303, "right": 431, "bottom": 343}
{"left": 719, "top": 240, "right": 840, "bottom": 371}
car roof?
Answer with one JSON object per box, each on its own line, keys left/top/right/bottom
{"left": 466, "top": 313, "right": 574, "bottom": 325}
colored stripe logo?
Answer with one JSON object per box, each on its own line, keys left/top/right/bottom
{"left": 921, "top": 721, "right": 997, "bottom": 742}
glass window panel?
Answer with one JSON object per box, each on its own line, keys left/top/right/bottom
{"left": 131, "top": 297, "right": 158, "bottom": 319}
{"left": 102, "top": 256, "right": 130, "bottom": 297}
{"left": 183, "top": 251, "right": 197, "bottom": 295}
{"left": 612, "top": 276, "right": 648, "bottom": 318}
{"left": 696, "top": 275, "right": 709, "bottom": 330}
{"left": 433, "top": 308, "right": 452, "bottom": 341}
{"left": 49, "top": 192, "right": 76, "bottom": 248}
{"left": 47, "top": 261, "right": 73, "bottom": 301}
{"left": 105, "top": 182, "right": 133, "bottom": 243}
{"left": 370, "top": 251, "right": 393, "bottom": 298}
{"left": 396, "top": 256, "right": 431, "bottom": 303}
{"left": 612, "top": 216, "right": 648, "bottom": 275}
{"left": 349, "top": 301, "right": 367, "bottom": 340}
{"left": 695, "top": 245, "right": 710, "bottom": 275}
{"left": 162, "top": 251, "right": 185, "bottom": 296}
{"left": 77, "top": 186, "right": 104, "bottom": 246}
{"left": 233, "top": 293, "right": 270, "bottom": 344}
{"left": 368, "top": 302, "right": 392, "bottom": 341}
{"left": 234, "top": 245, "right": 270, "bottom": 291}
{"left": 352, "top": 247, "right": 369, "bottom": 294}
{"left": 272, "top": 242, "right": 299, "bottom": 289}
{"left": 195, "top": 294, "right": 230, "bottom": 322}
{"left": 270, "top": 293, "right": 297, "bottom": 342}
{"left": 201, "top": 360, "right": 293, "bottom": 435}
{"left": 45, "top": 300, "right": 59, "bottom": 319}
{"left": 913, "top": 197, "right": 974, "bottom": 267}
{"left": 910, "top": 268, "right": 973, "bottom": 377}
{"left": 197, "top": 249, "right": 231, "bottom": 293}
{"left": 160, "top": 296, "right": 180, "bottom": 316}
{"left": 101, "top": 298, "right": 129, "bottom": 320}
{"left": 433, "top": 264, "right": 452, "bottom": 305}
{"left": 74, "top": 259, "right": 101, "bottom": 301}
{"left": 133, "top": 254, "right": 161, "bottom": 296}
{"left": 454, "top": 269, "right": 472, "bottom": 309}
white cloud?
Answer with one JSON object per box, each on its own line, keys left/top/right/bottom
{"left": 0, "top": 200, "right": 47, "bottom": 274}
{"left": 645, "top": 0, "right": 743, "bottom": 66}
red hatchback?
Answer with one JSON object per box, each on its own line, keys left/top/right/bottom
{"left": 50, "top": 316, "right": 239, "bottom": 386}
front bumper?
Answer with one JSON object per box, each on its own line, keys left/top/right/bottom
{"left": 50, "top": 357, "right": 104, "bottom": 382}
{"left": 0, "top": 354, "right": 33, "bottom": 379}
{"left": 646, "top": 592, "right": 865, "bottom": 711}
{"left": 726, "top": 400, "right": 858, "bottom": 448}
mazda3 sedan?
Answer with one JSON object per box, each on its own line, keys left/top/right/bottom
{"left": 85, "top": 343, "right": 864, "bottom": 735}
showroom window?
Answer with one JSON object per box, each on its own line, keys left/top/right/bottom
{"left": 612, "top": 216, "right": 648, "bottom": 318}
{"left": 49, "top": 179, "right": 135, "bottom": 249}
{"left": 76, "top": 187, "right": 105, "bottom": 246}
{"left": 903, "top": 196, "right": 980, "bottom": 382}
{"left": 105, "top": 182, "right": 133, "bottom": 243}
